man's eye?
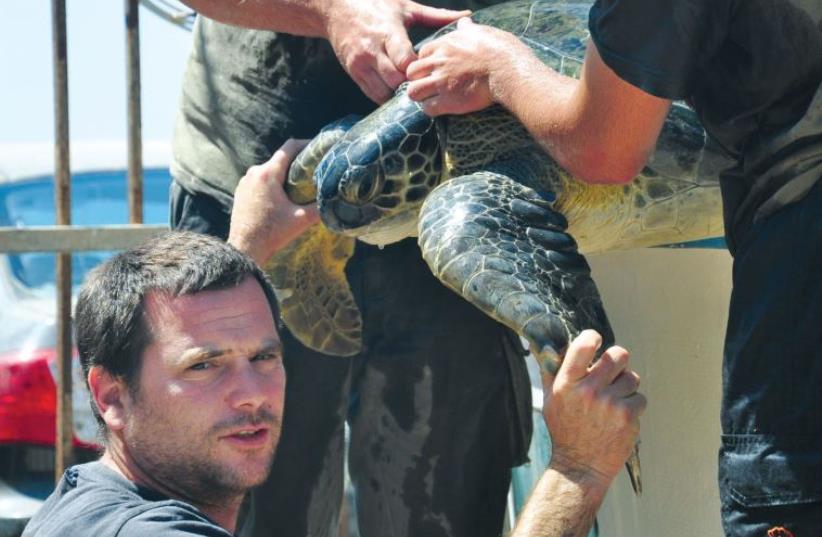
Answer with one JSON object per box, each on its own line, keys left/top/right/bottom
{"left": 189, "top": 362, "right": 212, "bottom": 371}
{"left": 253, "top": 352, "right": 282, "bottom": 363}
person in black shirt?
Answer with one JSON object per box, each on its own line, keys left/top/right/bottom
{"left": 405, "top": 1, "right": 822, "bottom": 535}
{"left": 22, "top": 143, "right": 647, "bottom": 537}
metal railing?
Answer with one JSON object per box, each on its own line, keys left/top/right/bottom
{"left": 0, "top": 0, "right": 191, "bottom": 480}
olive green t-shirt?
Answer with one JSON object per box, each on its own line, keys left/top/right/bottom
{"left": 171, "top": 0, "right": 505, "bottom": 209}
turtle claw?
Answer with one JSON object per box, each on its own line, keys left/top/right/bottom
{"left": 627, "top": 444, "right": 643, "bottom": 496}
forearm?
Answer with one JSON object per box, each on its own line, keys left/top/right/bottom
{"left": 488, "top": 53, "right": 593, "bottom": 181}
{"left": 510, "top": 460, "right": 609, "bottom": 537}
{"left": 180, "top": 0, "right": 330, "bottom": 37}
{"left": 489, "top": 44, "right": 669, "bottom": 184}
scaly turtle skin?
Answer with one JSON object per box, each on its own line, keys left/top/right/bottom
{"left": 268, "top": 0, "right": 732, "bottom": 495}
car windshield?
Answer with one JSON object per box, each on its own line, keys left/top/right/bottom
{"left": 0, "top": 168, "right": 171, "bottom": 296}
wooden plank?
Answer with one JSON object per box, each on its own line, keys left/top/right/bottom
{"left": 0, "top": 225, "right": 170, "bottom": 253}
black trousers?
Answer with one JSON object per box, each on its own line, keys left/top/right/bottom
{"left": 170, "top": 181, "right": 532, "bottom": 537}
{"left": 719, "top": 180, "right": 822, "bottom": 536}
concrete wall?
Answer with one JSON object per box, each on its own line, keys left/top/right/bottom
{"left": 589, "top": 248, "right": 732, "bottom": 536}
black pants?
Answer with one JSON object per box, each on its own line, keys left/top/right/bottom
{"left": 719, "top": 180, "right": 822, "bottom": 536}
{"left": 170, "top": 181, "right": 532, "bottom": 537}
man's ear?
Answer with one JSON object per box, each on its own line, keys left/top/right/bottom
{"left": 87, "top": 366, "right": 128, "bottom": 431}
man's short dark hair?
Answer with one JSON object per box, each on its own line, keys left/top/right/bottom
{"left": 75, "top": 231, "right": 280, "bottom": 433}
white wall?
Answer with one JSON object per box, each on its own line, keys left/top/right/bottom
{"left": 590, "top": 248, "right": 731, "bottom": 536}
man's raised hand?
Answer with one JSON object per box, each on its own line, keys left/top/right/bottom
{"left": 324, "top": 0, "right": 469, "bottom": 103}
{"left": 542, "top": 330, "right": 647, "bottom": 491}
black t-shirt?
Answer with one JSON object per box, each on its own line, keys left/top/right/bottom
{"left": 22, "top": 462, "right": 232, "bottom": 537}
{"left": 589, "top": 0, "right": 822, "bottom": 252}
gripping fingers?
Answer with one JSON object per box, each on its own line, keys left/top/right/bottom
{"left": 358, "top": 67, "right": 394, "bottom": 103}
{"left": 385, "top": 33, "right": 416, "bottom": 73}
{"left": 406, "top": 56, "right": 437, "bottom": 81}
{"left": 607, "top": 370, "right": 641, "bottom": 399}
{"left": 406, "top": 3, "right": 471, "bottom": 28}
{"left": 270, "top": 139, "right": 310, "bottom": 178}
{"left": 623, "top": 391, "right": 648, "bottom": 418}
{"left": 588, "top": 345, "right": 630, "bottom": 386}
{"left": 375, "top": 52, "right": 406, "bottom": 90}
{"left": 407, "top": 76, "right": 440, "bottom": 102}
{"left": 559, "top": 329, "right": 603, "bottom": 384}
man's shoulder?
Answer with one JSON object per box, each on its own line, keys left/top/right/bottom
{"left": 22, "top": 463, "right": 230, "bottom": 537}
{"left": 116, "top": 502, "right": 233, "bottom": 537}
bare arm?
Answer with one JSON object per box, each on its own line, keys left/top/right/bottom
{"left": 406, "top": 18, "right": 672, "bottom": 184}
{"left": 179, "top": 0, "right": 469, "bottom": 103}
{"left": 510, "top": 331, "right": 646, "bottom": 536}
{"left": 180, "top": 0, "right": 328, "bottom": 35}
{"left": 227, "top": 140, "right": 319, "bottom": 265}
{"left": 510, "top": 464, "right": 603, "bottom": 537}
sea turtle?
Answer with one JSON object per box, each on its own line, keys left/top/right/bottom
{"left": 266, "top": 0, "right": 730, "bottom": 495}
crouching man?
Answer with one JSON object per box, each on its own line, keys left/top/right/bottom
{"left": 23, "top": 142, "right": 645, "bottom": 537}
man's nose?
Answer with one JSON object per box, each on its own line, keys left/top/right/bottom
{"left": 226, "top": 363, "right": 271, "bottom": 410}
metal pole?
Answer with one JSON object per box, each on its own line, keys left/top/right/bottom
{"left": 51, "top": 0, "right": 74, "bottom": 481}
{"left": 126, "top": 0, "right": 143, "bottom": 223}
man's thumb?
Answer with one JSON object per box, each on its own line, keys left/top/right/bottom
{"left": 407, "top": 3, "right": 471, "bottom": 27}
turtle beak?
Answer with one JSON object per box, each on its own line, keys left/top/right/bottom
{"left": 320, "top": 197, "right": 382, "bottom": 232}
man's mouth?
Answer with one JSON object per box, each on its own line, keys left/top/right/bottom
{"left": 222, "top": 427, "right": 270, "bottom": 449}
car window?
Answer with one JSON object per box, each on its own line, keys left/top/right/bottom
{"left": 0, "top": 168, "right": 172, "bottom": 295}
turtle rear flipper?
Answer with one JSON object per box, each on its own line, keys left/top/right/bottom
{"left": 418, "top": 170, "right": 642, "bottom": 495}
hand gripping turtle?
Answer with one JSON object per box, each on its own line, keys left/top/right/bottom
{"left": 265, "top": 0, "right": 731, "bottom": 496}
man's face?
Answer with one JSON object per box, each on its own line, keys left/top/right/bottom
{"left": 121, "top": 277, "right": 285, "bottom": 503}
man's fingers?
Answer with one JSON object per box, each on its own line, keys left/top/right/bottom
{"left": 406, "top": 4, "right": 471, "bottom": 28}
{"left": 374, "top": 52, "right": 406, "bottom": 90}
{"left": 406, "top": 56, "right": 436, "bottom": 80}
{"left": 267, "top": 139, "right": 310, "bottom": 185}
{"left": 587, "top": 345, "right": 630, "bottom": 386}
{"left": 455, "top": 15, "right": 475, "bottom": 30}
{"left": 274, "top": 138, "right": 310, "bottom": 161}
{"left": 558, "top": 330, "right": 602, "bottom": 383}
{"left": 419, "top": 95, "right": 458, "bottom": 117}
{"left": 623, "top": 391, "right": 648, "bottom": 418}
{"left": 385, "top": 33, "right": 416, "bottom": 73}
{"left": 294, "top": 203, "right": 321, "bottom": 225}
{"left": 419, "top": 96, "right": 441, "bottom": 116}
{"left": 407, "top": 77, "right": 439, "bottom": 102}
{"left": 417, "top": 41, "right": 436, "bottom": 59}
{"left": 606, "top": 370, "right": 641, "bottom": 399}
{"left": 357, "top": 67, "right": 394, "bottom": 103}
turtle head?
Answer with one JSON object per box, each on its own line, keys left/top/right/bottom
{"left": 316, "top": 91, "right": 444, "bottom": 244}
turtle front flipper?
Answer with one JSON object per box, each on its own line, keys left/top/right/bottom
{"left": 418, "top": 171, "right": 642, "bottom": 495}
{"left": 265, "top": 224, "right": 361, "bottom": 356}
{"left": 266, "top": 115, "right": 364, "bottom": 357}
{"left": 286, "top": 115, "right": 362, "bottom": 203}
{"left": 418, "top": 171, "right": 613, "bottom": 372}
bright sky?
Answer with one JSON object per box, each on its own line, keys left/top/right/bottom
{"left": 1, "top": 1, "right": 192, "bottom": 144}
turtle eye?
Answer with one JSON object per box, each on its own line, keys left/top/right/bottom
{"left": 341, "top": 166, "right": 383, "bottom": 205}
{"left": 357, "top": 174, "right": 375, "bottom": 200}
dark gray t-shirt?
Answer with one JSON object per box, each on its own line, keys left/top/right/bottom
{"left": 22, "top": 462, "right": 231, "bottom": 537}
{"left": 589, "top": 0, "right": 822, "bottom": 252}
